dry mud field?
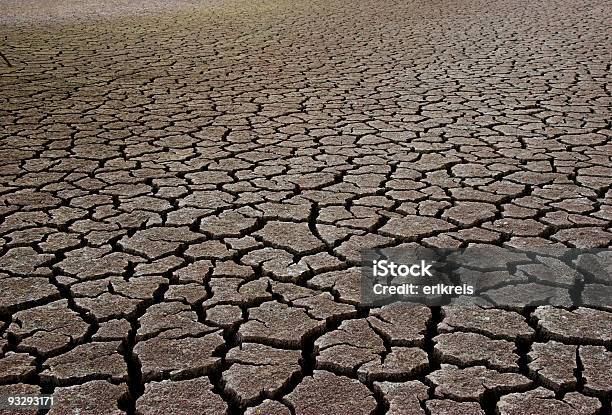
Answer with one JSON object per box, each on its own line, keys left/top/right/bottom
{"left": 0, "top": 0, "right": 611, "bottom": 414}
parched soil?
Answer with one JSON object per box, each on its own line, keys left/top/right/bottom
{"left": 0, "top": 0, "right": 610, "bottom": 414}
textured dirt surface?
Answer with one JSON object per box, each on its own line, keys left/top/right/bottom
{"left": 0, "top": 0, "right": 611, "bottom": 414}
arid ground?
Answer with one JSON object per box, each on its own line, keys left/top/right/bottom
{"left": 0, "top": 0, "right": 611, "bottom": 414}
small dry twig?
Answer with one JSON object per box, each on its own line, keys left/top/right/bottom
{"left": 0, "top": 51, "right": 12, "bottom": 67}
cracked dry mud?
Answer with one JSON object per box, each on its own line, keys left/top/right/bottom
{"left": 0, "top": 0, "right": 611, "bottom": 414}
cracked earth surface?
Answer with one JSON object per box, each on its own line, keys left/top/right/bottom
{"left": 1, "top": 0, "right": 611, "bottom": 414}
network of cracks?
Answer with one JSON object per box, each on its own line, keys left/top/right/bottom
{"left": 0, "top": 0, "right": 610, "bottom": 413}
